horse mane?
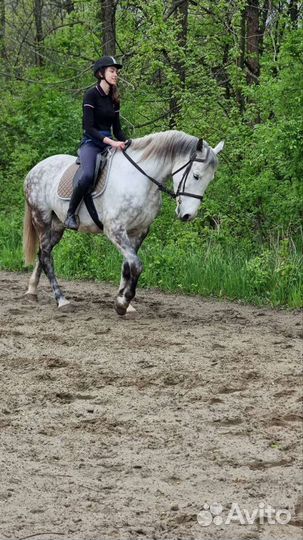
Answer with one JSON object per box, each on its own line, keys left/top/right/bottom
{"left": 131, "top": 130, "right": 198, "bottom": 163}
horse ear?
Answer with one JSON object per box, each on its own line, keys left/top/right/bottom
{"left": 197, "top": 138, "right": 203, "bottom": 152}
{"left": 213, "top": 141, "right": 224, "bottom": 154}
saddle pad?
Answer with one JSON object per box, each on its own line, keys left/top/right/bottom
{"left": 57, "top": 155, "right": 112, "bottom": 200}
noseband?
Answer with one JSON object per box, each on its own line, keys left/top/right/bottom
{"left": 122, "top": 138, "right": 207, "bottom": 202}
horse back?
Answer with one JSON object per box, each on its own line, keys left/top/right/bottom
{"left": 25, "top": 154, "right": 76, "bottom": 210}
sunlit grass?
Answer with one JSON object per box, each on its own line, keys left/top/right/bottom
{"left": 0, "top": 213, "right": 302, "bottom": 308}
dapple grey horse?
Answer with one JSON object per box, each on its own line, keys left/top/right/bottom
{"left": 23, "top": 130, "right": 224, "bottom": 315}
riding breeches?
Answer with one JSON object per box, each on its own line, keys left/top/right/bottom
{"left": 78, "top": 142, "right": 107, "bottom": 191}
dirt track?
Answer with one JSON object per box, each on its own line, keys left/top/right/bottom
{"left": 0, "top": 270, "right": 302, "bottom": 540}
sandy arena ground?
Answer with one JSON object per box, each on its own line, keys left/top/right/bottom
{"left": 0, "top": 270, "right": 302, "bottom": 540}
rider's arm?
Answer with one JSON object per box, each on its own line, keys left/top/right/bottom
{"left": 112, "top": 106, "right": 126, "bottom": 142}
{"left": 105, "top": 102, "right": 126, "bottom": 149}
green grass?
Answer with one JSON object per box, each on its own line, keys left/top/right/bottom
{"left": 0, "top": 213, "right": 24, "bottom": 271}
{"left": 0, "top": 212, "right": 302, "bottom": 308}
{"left": 139, "top": 240, "right": 303, "bottom": 307}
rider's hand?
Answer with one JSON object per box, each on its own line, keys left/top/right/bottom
{"left": 109, "top": 140, "right": 126, "bottom": 151}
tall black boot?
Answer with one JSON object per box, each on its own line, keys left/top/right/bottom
{"left": 64, "top": 183, "right": 85, "bottom": 230}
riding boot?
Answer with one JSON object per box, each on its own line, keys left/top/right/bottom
{"left": 64, "top": 183, "right": 85, "bottom": 230}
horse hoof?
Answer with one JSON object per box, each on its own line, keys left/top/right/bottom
{"left": 59, "top": 304, "right": 74, "bottom": 313}
{"left": 127, "top": 304, "right": 137, "bottom": 313}
{"left": 115, "top": 300, "right": 127, "bottom": 316}
{"left": 58, "top": 298, "right": 73, "bottom": 312}
{"left": 24, "top": 292, "right": 38, "bottom": 302}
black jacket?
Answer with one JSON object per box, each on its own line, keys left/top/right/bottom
{"left": 83, "top": 85, "right": 126, "bottom": 142}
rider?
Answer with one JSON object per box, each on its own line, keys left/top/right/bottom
{"left": 64, "top": 56, "right": 127, "bottom": 230}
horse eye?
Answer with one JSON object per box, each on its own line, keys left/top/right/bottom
{"left": 193, "top": 173, "right": 199, "bottom": 180}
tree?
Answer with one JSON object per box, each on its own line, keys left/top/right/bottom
{"left": 100, "top": 0, "right": 116, "bottom": 56}
{"left": 34, "top": 0, "right": 44, "bottom": 66}
{"left": 288, "top": 0, "right": 299, "bottom": 26}
{"left": 167, "top": 0, "right": 189, "bottom": 126}
{"left": 245, "top": 0, "right": 268, "bottom": 85}
{"left": 245, "top": 0, "right": 260, "bottom": 84}
{"left": 0, "top": 0, "right": 5, "bottom": 59}
{"left": 64, "top": 0, "right": 74, "bottom": 14}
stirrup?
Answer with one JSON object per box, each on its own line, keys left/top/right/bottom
{"left": 64, "top": 214, "right": 80, "bottom": 230}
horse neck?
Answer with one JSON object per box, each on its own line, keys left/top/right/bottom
{"left": 129, "top": 131, "right": 198, "bottom": 183}
{"left": 130, "top": 150, "right": 189, "bottom": 184}
{"left": 128, "top": 151, "right": 172, "bottom": 182}
{"left": 151, "top": 157, "right": 176, "bottom": 181}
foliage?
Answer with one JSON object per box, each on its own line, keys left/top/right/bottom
{"left": 0, "top": 0, "right": 302, "bottom": 308}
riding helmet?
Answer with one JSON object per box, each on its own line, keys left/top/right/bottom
{"left": 93, "top": 56, "right": 123, "bottom": 77}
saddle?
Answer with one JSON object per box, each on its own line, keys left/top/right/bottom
{"left": 57, "top": 149, "right": 114, "bottom": 231}
{"left": 57, "top": 149, "right": 109, "bottom": 200}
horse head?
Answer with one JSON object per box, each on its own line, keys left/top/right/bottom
{"left": 174, "top": 139, "right": 224, "bottom": 222}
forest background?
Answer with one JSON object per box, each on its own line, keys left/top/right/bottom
{"left": 0, "top": 0, "right": 302, "bottom": 307}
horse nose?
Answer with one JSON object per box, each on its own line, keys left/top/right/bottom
{"left": 181, "top": 213, "right": 190, "bottom": 222}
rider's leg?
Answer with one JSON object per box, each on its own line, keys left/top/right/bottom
{"left": 64, "top": 143, "right": 100, "bottom": 230}
{"left": 64, "top": 183, "right": 86, "bottom": 230}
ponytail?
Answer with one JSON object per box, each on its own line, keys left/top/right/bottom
{"left": 110, "top": 85, "right": 120, "bottom": 105}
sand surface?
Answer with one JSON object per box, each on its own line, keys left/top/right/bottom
{"left": 0, "top": 270, "right": 302, "bottom": 540}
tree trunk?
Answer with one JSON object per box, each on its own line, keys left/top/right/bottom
{"left": 169, "top": 0, "right": 189, "bottom": 128}
{"left": 220, "top": 5, "right": 233, "bottom": 100}
{"left": 246, "top": 0, "right": 261, "bottom": 84}
{"left": 259, "top": 0, "right": 269, "bottom": 55}
{"left": 289, "top": 0, "right": 298, "bottom": 26}
{"left": 235, "top": 6, "right": 246, "bottom": 112}
{"left": 34, "top": 0, "right": 44, "bottom": 66}
{"left": 0, "top": 0, "right": 5, "bottom": 59}
{"left": 222, "top": 42, "right": 231, "bottom": 100}
{"left": 100, "top": 0, "right": 116, "bottom": 56}
{"left": 64, "top": 0, "right": 74, "bottom": 14}
{"left": 174, "top": 0, "right": 188, "bottom": 85}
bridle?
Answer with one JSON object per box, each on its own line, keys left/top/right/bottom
{"left": 122, "top": 138, "right": 208, "bottom": 202}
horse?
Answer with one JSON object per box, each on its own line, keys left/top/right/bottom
{"left": 23, "top": 129, "right": 224, "bottom": 315}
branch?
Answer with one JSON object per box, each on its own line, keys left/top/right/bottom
{"left": 42, "top": 20, "right": 85, "bottom": 38}
{"left": 133, "top": 105, "right": 180, "bottom": 129}
{"left": 0, "top": 66, "right": 92, "bottom": 87}
{"left": 244, "top": 59, "right": 260, "bottom": 83}
{"left": 165, "top": 0, "right": 189, "bottom": 20}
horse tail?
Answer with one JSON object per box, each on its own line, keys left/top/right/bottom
{"left": 23, "top": 202, "right": 38, "bottom": 265}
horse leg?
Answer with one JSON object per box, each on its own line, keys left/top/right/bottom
{"left": 123, "top": 228, "right": 150, "bottom": 313}
{"left": 25, "top": 260, "right": 42, "bottom": 301}
{"left": 25, "top": 215, "right": 65, "bottom": 302}
{"left": 116, "top": 259, "right": 143, "bottom": 315}
{"left": 29, "top": 211, "right": 68, "bottom": 308}
{"left": 107, "top": 227, "right": 144, "bottom": 316}
{"left": 39, "top": 239, "right": 70, "bottom": 309}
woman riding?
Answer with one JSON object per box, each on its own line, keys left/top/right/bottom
{"left": 64, "top": 56, "right": 127, "bottom": 230}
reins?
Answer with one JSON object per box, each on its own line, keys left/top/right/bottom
{"left": 122, "top": 138, "right": 207, "bottom": 202}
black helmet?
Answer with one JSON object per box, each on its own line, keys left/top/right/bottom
{"left": 93, "top": 56, "right": 123, "bottom": 77}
